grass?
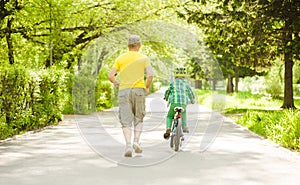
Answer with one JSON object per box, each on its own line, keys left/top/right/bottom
{"left": 195, "top": 89, "right": 300, "bottom": 152}
{"left": 237, "top": 109, "right": 300, "bottom": 151}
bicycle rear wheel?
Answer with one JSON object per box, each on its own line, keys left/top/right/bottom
{"left": 170, "top": 135, "right": 174, "bottom": 148}
{"left": 170, "top": 118, "right": 176, "bottom": 148}
{"left": 174, "top": 118, "right": 182, "bottom": 152}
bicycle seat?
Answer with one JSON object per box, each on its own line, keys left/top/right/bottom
{"left": 174, "top": 107, "right": 184, "bottom": 112}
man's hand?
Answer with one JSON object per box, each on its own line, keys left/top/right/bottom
{"left": 108, "top": 68, "right": 119, "bottom": 87}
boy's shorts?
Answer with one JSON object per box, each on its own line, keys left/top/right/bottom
{"left": 118, "top": 88, "right": 146, "bottom": 128}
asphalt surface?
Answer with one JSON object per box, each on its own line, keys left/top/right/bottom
{"left": 1, "top": 88, "right": 300, "bottom": 185}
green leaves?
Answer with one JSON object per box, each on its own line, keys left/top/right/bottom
{"left": 1, "top": 0, "right": 186, "bottom": 69}
{"left": 0, "top": 65, "right": 66, "bottom": 139}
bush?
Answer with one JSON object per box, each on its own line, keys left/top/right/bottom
{"left": 72, "top": 75, "right": 96, "bottom": 114}
{"left": 239, "top": 76, "right": 266, "bottom": 94}
{"left": 95, "top": 80, "right": 113, "bottom": 111}
{"left": 294, "top": 84, "right": 300, "bottom": 97}
{"left": 32, "top": 68, "right": 66, "bottom": 126}
{"left": 70, "top": 71, "right": 115, "bottom": 114}
{"left": 62, "top": 72, "right": 75, "bottom": 114}
{"left": 265, "top": 81, "right": 283, "bottom": 99}
{"left": 0, "top": 65, "right": 32, "bottom": 137}
{"left": 0, "top": 65, "right": 66, "bottom": 140}
{"left": 264, "top": 61, "right": 284, "bottom": 98}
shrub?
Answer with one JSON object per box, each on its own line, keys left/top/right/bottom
{"left": 31, "top": 68, "right": 66, "bottom": 126}
{"left": 62, "top": 72, "right": 75, "bottom": 114}
{"left": 95, "top": 80, "right": 113, "bottom": 111}
{"left": 265, "top": 81, "right": 283, "bottom": 99}
{"left": 0, "top": 65, "right": 33, "bottom": 138}
{"left": 70, "top": 66, "right": 117, "bottom": 114}
{"left": 294, "top": 84, "right": 300, "bottom": 97}
{"left": 239, "top": 76, "right": 266, "bottom": 94}
{"left": 0, "top": 65, "right": 66, "bottom": 140}
{"left": 264, "top": 62, "right": 284, "bottom": 98}
{"left": 72, "top": 75, "right": 96, "bottom": 114}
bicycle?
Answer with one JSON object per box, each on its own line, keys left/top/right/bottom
{"left": 170, "top": 106, "right": 185, "bottom": 152}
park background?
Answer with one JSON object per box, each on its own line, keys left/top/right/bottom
{"left": 0, "top": 0, "right": 300, "bottom": 152}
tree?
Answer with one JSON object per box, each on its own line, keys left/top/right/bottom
{"left": 0, "top": 0, "right": 24, "bottom": 64}
{"left": 189, "top": 57, "right": 206, "bottom": 89}
{"left": 1, "top": 0, "right": 180, "bottom": 69}
{"left": 179, "top": 0, "right": 272, "bottom": 93}
{"left": 179, "top": 0, "right": 300, "bottom": 108}
{"left": 254, "top": 0, "right": 300, "bottom": 108}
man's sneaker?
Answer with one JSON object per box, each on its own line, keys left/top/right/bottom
{"left": 133, "top": 142, "right": 143, "bottom": 153}
{"left": 124, "top": 146, "right": 132, "bottom": 157}
{"left": 183, "top": 127, "right": 189, "bottom": 133}
{"left": 163, "top": 128, "right": 171, "bottom": 139}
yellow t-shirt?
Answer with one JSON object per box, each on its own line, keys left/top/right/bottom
{"left": 113, "top": 51, "right": 151, "bottom": 90}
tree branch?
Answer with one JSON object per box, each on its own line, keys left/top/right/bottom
{"left": 0, "top": 0, "right": 23, "bottom": 21}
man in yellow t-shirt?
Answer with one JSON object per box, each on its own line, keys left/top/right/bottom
{"left": 108, "top": 35, "right": 153, "bottom": 157}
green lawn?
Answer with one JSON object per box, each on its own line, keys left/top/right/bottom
{"left": 196, "top": 89, "right": 300, "bottom": 152}
{"left": 196, "top": 90, "right": 299, "bottom": 111}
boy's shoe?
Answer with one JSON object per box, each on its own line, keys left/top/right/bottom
{"left": 163, "top": 129, "right": 171, "bottom": 139}
{"left": 183, "top": 127, "right": 189, "bottom": 133}
{"left": 133, "top": 142, "right": 143, "bottom": 153}
{"left": 124, "top": 146, "right": 132, "bottom": 157}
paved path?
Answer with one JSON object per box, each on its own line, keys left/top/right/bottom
{"left": 1, "top": 89, "right": 300, "bottom": 185}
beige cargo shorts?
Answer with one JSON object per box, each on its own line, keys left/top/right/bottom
{"left": 118, "top": 88, "right": 146, "bottom": 128}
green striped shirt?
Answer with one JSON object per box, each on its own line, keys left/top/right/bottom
{"left": 164, "top": 78, "right": 195, "bottom": 105}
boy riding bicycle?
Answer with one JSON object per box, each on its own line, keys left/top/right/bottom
{"left": 163, "top": 67, "right": 195, "bottom": 139}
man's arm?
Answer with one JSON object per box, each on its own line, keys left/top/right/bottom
{"left": 145, "top": 66, "right": 154, "bottom": 93}
{"left": 108, "top": 68, "right": 120, "bottom": 87}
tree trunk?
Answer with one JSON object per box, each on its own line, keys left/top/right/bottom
{"left": 95, "top": 48, "right": 109, "bottom": 75}
{"left": 281, "top": 52, "right": 295, "bottom": 108}
{"left": 281, "top": 19, "right": 295, "bottom": 109}
{"left": 6, "top": 18, "right": 14, "bottom": 64}
{"left": 212, "top": 78, "right": 217, "bottom": 91}
{"left": 226, "top": 74, "right": 234, "bottom": 93}
{"left": 195, "top": 80, "right": 202, "bottom": 89}
{"left": 77, "top": 58, "right": 82, "bottom": 71}
{"left": 235, "top": 68, "right": 239, "bottom": 93}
